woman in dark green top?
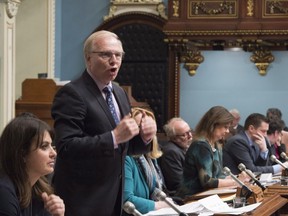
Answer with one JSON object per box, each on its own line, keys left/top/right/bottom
{"left": 177, "top": 106, "right": 249, "bottom": 198}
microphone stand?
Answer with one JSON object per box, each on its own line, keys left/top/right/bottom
{"left": 155, "top": 189, "right": 188, "bottom": 216}
{"left": 280, "top": 152, "right": 288, "bottom": 161}
{"left": 238, "top": 163, "right": 266, "bottom": 191}
{"left": 223, "top": 167, "right": 252, "bottom": 200}
{"left": 123, "top": 201, "right": 142, "bottom": 216}
{"left": 271, "top": 155, "right": 288, "bottom": 170}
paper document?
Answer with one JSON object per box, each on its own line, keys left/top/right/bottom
{"left": 195, "top": 187, "right": 236, "bottom": 197}
{"left": 259, "top": 173, "right": 280, "bottom": 186}
{"left": 143, "top": 194, "right": 261, "bottom": 216}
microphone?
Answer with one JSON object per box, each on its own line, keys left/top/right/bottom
{"left": 280, "top": 152, "right": 288, "bottom": 161}
{"left": 155, "top": 189, "right": 188, "bottom": 216}
{"left": 238, "top": 163, "right": 266, "bottom": 191}
{"left": 123, "top": 201, "right": 142, "bottom": 216}
{"left": 270, "top": 155, "right": 288, "bottom": 170}
{"left": 223, "top": 167, "right": 252, "bottom": 199}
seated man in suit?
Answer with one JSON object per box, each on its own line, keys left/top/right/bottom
{"left": 159, "top": 117, "right": 192, "bottom": 194}
{"left": 225, "top": 109, "right": 244, "bottom": 140}
{"left": 223, "top": 113, "right": 288, "bottom": 175}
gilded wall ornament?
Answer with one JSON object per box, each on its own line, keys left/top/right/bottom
{"left": 192, "top": 1, "right": 234, "bottom": 15}
{"left": 104, "top": 0, "right": 167, "bottom": 20}
{"left": 180, "top": 47, "right": 204, "bottom": 76}
{"left": 247, "top": 0, "right": 254, "bottom": 16}
{"left": 114, "top": 0, "right": 161, "bottom": 2}
{"left": 268, "top": 1, "right": 288, "bottom": 14}
{"left": 172, "top": 0, "right": 179, "bottom": 17}
{"left": 250, "top": 49, "right": 274, "bottom": 76}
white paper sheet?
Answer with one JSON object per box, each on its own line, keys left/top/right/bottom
{"left": 143, "top": 194, "right": 261, "bottom": 216}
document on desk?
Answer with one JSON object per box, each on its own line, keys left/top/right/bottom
{"left": 195, "top": 187, "right": 236, "bottom": 197}
{"left": 143, "top": 194, "right": 261, "bottom": 216}
{"left": 259, "top": 173, "right": 280, "bottom": 186}
{"left": 197, "top": 195, "right": 261, "bottom": 215}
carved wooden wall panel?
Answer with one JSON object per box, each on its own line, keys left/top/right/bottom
{"left": 96, "top": 0, "right": 288, "bottom": 120}
{"left": 165, "top": 0, "right": 288, "bottom": 37}
{"left": 263, "top": 0, "right": 288, "bottom": 17}
{"left": 163, "top": 0, "right": 288, "bottom": 116}
{"left": 187, "top": 0, "right": 238, "bottom": 18}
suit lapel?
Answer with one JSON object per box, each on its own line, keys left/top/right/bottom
{"left": 112, "top": 83, "right": 131, "bottom": 152}
{"left": 112, "top": 83, "right": 130, "bottom": 118}
{"left": 82, "top": 72, "right": 117, "bottom": 127}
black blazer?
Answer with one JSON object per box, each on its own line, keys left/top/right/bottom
{"left": 159, "top": 141, "right": 185, "bottom": 192}
{"left": 51, "top": 71, "right": 151, "bottom": 216}
{"left": 223, "top": 131, "right": 273, "bottom": 175}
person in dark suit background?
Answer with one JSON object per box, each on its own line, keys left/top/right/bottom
{"left": 267, "top": 119, "right": 286, "bottom": 163}
{"left": 159, "top": 117, "right": 192, "bottom": 194}
{"left": 230, "top": 109, "right": 244, "bottom": 133}
{"left": 223, "top": 113, "right": 288, "bottom": 175}
{"left": 51, "top": 30, "right": 157, "bottom": 216}
{"left": 225, "top": 109, "right": 244, "bottom": 140}
{"left": 266, "top": 107, "right": 288, "bottom": 131}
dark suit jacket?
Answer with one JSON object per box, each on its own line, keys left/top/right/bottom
{"left": 267, "top": 141, "right": 287, "bottom": 164}
{"left": 223, "top": 131, "right": 273, "bottom": 175}
{"left": 51, "top": 71, "right": 151, "bottom": 216}
{"left": 159, "top": 141, "right": 185, "bottom": 192}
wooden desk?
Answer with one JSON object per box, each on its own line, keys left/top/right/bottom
{"left": 15, "top": 79, "right": 61, "bottom": 127}
{"left": 15, "top": 79, "right": 150, "bottom": 127}
{"left": 238, "top": 193, "right": 287, "bottom": 216}
{"left": 265, "top": 184, "right": 288, "bottom": 197}
{"left": 208, "top": 193, "right": 287, "bottom": 216}
{"left": 184, "top": 185, "right": 288, "bottom": 215}
{"left": 184, "top": 187, "right": 237, "bottom": 203}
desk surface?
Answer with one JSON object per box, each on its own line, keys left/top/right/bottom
{"left": 184, "top": 186, "right": 237, "bottom": 203}
{"left": 185, "top": 184, "right": 288, "bottom": 215}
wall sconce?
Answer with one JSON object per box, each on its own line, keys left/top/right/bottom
{"left": 180, "top": 47, "right": 204, "bottom": 76}
{"left": 250, "top": 48, "right": 274, "bottom": 76}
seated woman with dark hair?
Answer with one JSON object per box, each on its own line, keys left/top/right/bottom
{"left": 0, "top": 113, "right": 65, "bottom": 216}
{"left": 123, "top": 108, "right": 170, "bottom": 215}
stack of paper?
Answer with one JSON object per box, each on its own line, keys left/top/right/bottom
{"left": 143, "top": 194, "right": 261, "bottom": 216}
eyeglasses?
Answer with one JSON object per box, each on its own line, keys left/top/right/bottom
{"left": 91, "top": 51, "right": 125, "bottom": 61}
{"left": 175, "top": 129, "right": 193, "bottom": 137}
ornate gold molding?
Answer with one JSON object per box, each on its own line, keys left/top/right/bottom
{"left": 188, "top": 0, "right": 237, "bottom": 18}
{"left": 264, "top": 0, "right": 288, "bottom": 17}
{"left": 247, "top": 0, "right": 254, "bottom": 16}
{"left": 250, "top": 48, "right": 274, "bottom": 76}
{"left": 164, "top": 29, "right": 288, "bottom": 38}
{"left": 104, "top": 0, "right": 167, "bottom": 20}
{"left": 172, "top": 0, "right": 180, "bottom": 17}
{"left": 180, "top": 47, "right": 204, "bottom": 76}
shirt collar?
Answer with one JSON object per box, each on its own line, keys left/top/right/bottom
{"left": 244, "top": 131, "right": 253, "bottom": 146}
{"left": 87, "top": 69, "right": 112, "bottom": 91}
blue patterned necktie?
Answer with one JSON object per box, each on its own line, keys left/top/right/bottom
{"left": 103, "top": 86, "right": 120, "bottom": 124}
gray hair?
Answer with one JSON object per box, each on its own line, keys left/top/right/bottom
{"left": 163, "top": 117, "right": 185, "bottom": 138}
{"left": 83, "top": 30, "right": 122, "bottom": 65}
